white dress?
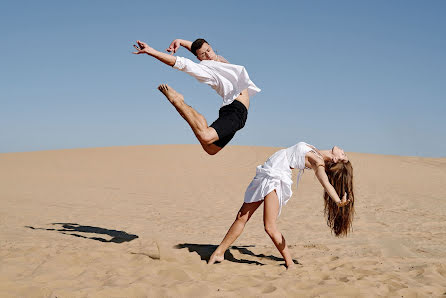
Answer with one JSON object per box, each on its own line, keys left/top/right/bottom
{"left": 244, "top": 142, "right": 318, "bottom": 216}
{"left": 173, "top": 56, "right": 261, "bottom": 107}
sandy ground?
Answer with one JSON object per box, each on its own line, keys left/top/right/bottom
{"left": 1, "top": 144, "right": 445, "bottom": 297}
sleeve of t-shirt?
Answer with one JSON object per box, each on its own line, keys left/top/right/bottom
{"left": 173, "top": 56, "right": 217, "bottom": 86}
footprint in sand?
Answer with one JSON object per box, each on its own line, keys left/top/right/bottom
{"left": 378, "top": 236, "right": 415, "bottom": 258}
{"left": 303, "top": 243, "right": 330, "bottom": 251}
{"left": 130, "top": 240, "right": 177, "bottom": 261}
{"left": 157, "top": 268, "right": 192, "bottom": 282}
{"left": 261, "top": 284, "right": 277, "bottom": 294}
{"left": 435, "top": 264, "right": 446, "bottom": 278}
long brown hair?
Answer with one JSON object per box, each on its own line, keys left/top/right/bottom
{"left": 323, "top": 161, "right": 355, "bottom": 237}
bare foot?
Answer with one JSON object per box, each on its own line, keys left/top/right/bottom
{"left": 280, "top": 263, "right": 300, "bottom": 276}
{"left": 158, "top": 84, "right": 184, "bottom": 106}
{"left": 208, "top": 252, "right": 224, "bottom": 265}
{"left": 283, "top": 259, "right": 302, "bottom": 273}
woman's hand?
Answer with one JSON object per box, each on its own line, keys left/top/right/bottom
{"left": 166, "top": 39, "right": 182, "bottom": 54}
{"left": 336, "top": 193, "right": 351, "bottom": 207}
{"left": 133, "top": 40, "right": 153, "bottom": 55}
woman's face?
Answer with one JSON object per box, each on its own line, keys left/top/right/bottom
{"left": 196, "top": 43, "right": 218, "bottom": 61}
{"left": 332, "top": 146, "right": 348, "bottom": 163}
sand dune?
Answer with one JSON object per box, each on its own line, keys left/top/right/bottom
{"left": 1, "top": 145, "right": 445, "bottom": 297}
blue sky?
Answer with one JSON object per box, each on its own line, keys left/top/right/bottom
{"left": 1, "top": 0, "right": 445, "bottom": 156}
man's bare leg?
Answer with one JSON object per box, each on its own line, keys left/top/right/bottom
{"left": 158, "top": 84, "right": 222, "bottom": 155}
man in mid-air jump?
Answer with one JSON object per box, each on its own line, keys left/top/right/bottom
{"left": 133, "top": 38, "right": 260, "bottom": 155}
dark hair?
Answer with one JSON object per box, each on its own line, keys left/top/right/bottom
{"left": 191, "top": 38, "right": 209, "bottom": 56}
{"left": 323, "top": 161, "right": 355, "bottom": 237}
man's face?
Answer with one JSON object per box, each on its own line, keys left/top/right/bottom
{"left": 196, "top": 43, "right": 217, "bottom": 61}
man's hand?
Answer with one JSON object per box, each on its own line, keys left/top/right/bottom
{"left": 166, "top": 39, "right": 182, "bottom": 55}
{"left": 336, "top": 192, "right": 351, "bottom": 207}
{"left": 133, "top": 40, "right": 153, "bottom": 55}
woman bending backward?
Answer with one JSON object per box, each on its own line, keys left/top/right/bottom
{"left": 208, "top": 142, "right": 355, "bottom": 269}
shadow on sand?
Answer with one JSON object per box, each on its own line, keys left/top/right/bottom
{"left": 175, "top": 243, "right": 299, "bottom": 266}
{"left": 26, "top": 223, "right": 139, "bottom": 243}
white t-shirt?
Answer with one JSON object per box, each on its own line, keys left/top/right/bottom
{"left": 173, "top": 56, "right": 261, "bottom": 107}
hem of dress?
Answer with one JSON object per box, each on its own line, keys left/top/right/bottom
{"left": 244, "top": 188, "right": 278, "bottom": 204}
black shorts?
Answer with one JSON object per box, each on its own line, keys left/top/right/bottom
{"left": 210, "top": 100, "right": 248, "bottom": 148}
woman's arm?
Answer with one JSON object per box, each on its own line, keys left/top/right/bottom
{"left": 133, "top": 40, "right": 177, "bottom": 67}
{"left": 309, "top": 157, "right": 350, "bottom": 207}
{"left": 166, "top": 39, "right": 193, "bottom": 54}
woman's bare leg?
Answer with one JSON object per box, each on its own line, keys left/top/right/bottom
{"left": 208, "top": 201, "right": 262, "bottom": 264}
{"left": 263, "top": 190, "right": 294, "bottom": 269}
{"left": 157, "top": 84, "right": 222, "bottom": 155}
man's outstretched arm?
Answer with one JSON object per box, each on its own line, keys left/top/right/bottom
{"left": 133, "top": 40, "right": 176, "bottom": 67}
{"left": 166, "top": 39, "right": 193, "bottom": 54}
{"left": 166, "top": 39, "right": 229, "bottom": 63}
